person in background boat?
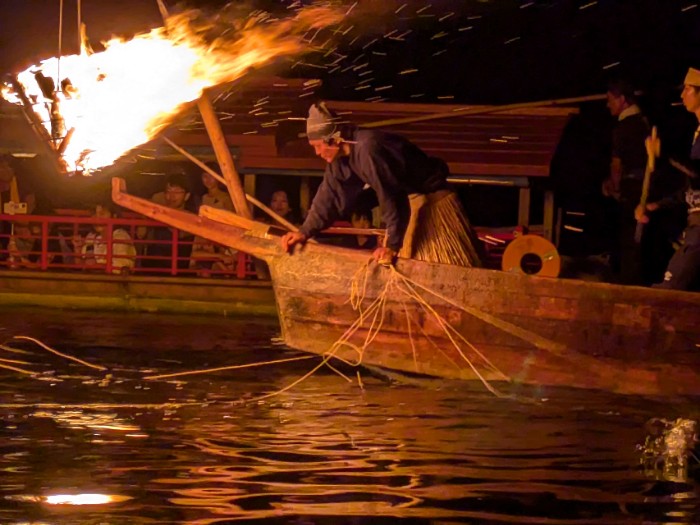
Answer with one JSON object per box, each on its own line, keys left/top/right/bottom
{"left": 200, "top": 170, "right": 234, "bottom": 212}
{"left": 280, "top": 102, "right": 482, "bottom": 267}
{"left": 151, "top": 171, "right": 196, "bottom": 213}
{"left": 601, "top": 79, "right": 651, "bottom": 285}
{"left": 344, "top": 207, "right": 379, "bottom": 250}
{"left": 142, "top": 172, "right": 196, "bottom": 272}
{"left": 0, "top": 155, "right": 36, "bottom": 259}
{"left": 637, "top": 67, "right": 700, "bottom": 291}
{"left": 190, "top": 171, "right": 236, "bottom": 277}
{"left": 268, "top": 189, "right": 301, "bottom": 225}
{"left": 6, "top": 221, "right": 59, "bottom": 269}
{"left": 72, "top": 203, "right": 136, "bottom": 275}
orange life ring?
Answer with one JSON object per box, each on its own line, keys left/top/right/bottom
{"left": 501, "top": 234, "right": 560, "bottom": 278}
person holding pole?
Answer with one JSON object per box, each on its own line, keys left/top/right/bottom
{"left": 637, "top": 67, "right": 700, "bottom": 291}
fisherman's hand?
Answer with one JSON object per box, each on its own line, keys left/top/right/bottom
{"left": 645, "top": 129, "right": 661, "bottom": 159}
{"left": 280, "top": 231, "right": 308, "bottom": 253}
{"left": 372, "top": 246, "right": 397, "bottom": 266}
{"left": 635, "top": 202, "right": 659, "bottom": 223}
{"left": 635, "top": 204, "right": 649, "bottom": 224}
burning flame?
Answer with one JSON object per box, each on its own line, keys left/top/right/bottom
{"left": 8, "top": 6, "right": 342, "bottom": 173}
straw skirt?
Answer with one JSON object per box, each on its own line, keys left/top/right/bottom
{"left": 398, "top": 190, "right": 482, "bottom": 267}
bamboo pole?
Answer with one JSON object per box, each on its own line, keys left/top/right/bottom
{"left": 361, "top": 93, "right": 607, "bottom": 129}
{"left": 162, "top": 136, "right": 299, "bottom": 232}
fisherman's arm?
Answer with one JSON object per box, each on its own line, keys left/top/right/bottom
{"left": 281, "top": 174, "right": 341, "bottom": 252}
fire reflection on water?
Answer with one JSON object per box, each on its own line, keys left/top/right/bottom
{"left": 0, "top": 310, "right": 698, "bottom": 523}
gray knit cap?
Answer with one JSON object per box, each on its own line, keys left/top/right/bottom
{"left": 306, "top": 102, "right": 339, "bottom": 141}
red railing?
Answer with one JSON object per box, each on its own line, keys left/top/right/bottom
{"left": 0, "top": 213, "right": 259, "bottom": 279}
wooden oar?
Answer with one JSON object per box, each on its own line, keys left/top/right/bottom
{"left": 634, "top": 126, "right": 660, "bottom": 244}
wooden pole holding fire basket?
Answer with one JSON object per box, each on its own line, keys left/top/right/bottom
{"left": 197, "top": 93, "right": 251, "bottom": 218}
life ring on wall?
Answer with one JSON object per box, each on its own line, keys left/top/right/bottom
{"left": 501, "top": 234, "right": 560, "bottom": 278}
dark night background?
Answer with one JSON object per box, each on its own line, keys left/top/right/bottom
{"left": 2, "top": 0, "right": 699, "bottom": 104}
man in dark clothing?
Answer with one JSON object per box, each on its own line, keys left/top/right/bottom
{"left": 280, "top": 102, "right": 481, "bottom": 267}
{"left": 639, "top": 67, "right": 700, "bottom": 291}
{"left": 142, "top": 172, "right": 196, "bottom": 272}
{"left": 602, "top": 80, "right": 653, "bottom": 285}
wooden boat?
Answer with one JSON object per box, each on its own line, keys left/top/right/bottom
{"left": 112, "top": 178, "right": 700, "bottom": 397}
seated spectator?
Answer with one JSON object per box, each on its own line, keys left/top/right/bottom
{"left": 345, "top": 208, "right": 379, "bottom": 250}
{"left": 200, "top": 171, "right": 234, "bottom": 212}
{"left": 190, "top": 243, "right": 239, "bottom": 277}
{"left": 142, "top": 172, "right": 195, "bottom": 271}
{"left": 190, "top": 171, "right": 235, "bottom": 276}
{"left": 8, "top": 222, "right": 40, "bottom": 269}
{"left": 150, "top": 172, "right": 196, "bottom": 212}
{"left": 7, "top": 221, "right": 65, "bottom": 269}
{"left": 72, "top": 203, "right": 136, "bottom": 274}
{"left": 266, "top": 189, "right": 301, "bottom": 225}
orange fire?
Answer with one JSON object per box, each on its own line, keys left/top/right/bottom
{"left": 9, "top": 6, "right": 341, "bottom": 173}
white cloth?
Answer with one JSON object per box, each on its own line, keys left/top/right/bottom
{"left": 618, "top": 104, "right": 641, "bottom": 122}
{"left": 82, "top": 228, "right": 136, "bottom": 273}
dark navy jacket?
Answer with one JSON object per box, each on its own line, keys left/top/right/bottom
{"left": 299, "top": 129, "right": 448, "bottom": 251}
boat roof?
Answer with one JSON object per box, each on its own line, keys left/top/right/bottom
{"left": 158, "top": 76, "right": 578, "bottom": 179}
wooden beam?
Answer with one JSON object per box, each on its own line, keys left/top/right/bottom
{"left": 360, "top": 94, "right": 603, "bottom": 129}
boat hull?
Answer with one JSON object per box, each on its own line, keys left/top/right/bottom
{"left": 271, "top": 243, "right": 700, "bottom": 396}
{"left": 112, "top": 178, "right": 700, "bottom": 396}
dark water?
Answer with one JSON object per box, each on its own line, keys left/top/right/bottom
{"left": 0, "top": 307, "right": 698, "bottom": 524}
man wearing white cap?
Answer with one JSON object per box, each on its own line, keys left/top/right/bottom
{"left": 280, "top": 102, "right": 482, "bottom": 267}
{"left": 638, "top": 67, "right": 700, "bottom": 290}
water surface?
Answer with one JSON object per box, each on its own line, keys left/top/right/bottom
{"left": 0, "top": 307, "right": 697, "bottom": 524}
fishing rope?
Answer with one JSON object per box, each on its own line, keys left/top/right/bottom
{"left": 0, "top": 362, "right": 35, "bottom": 376}
{"left": 248, "top": 258, "right": 511, "bottom": 401}
{"left": 239, "top": 264, "right": 395, "bottom": 402}
{"left": 143, "top": 355, "right": 317, "bottom": 381}
{"left": 12, "top": 336, "right": 107, "bottom": 371}
{"left": 401, "top": 307, "right": 463, "bottom": 370}
{"left": 344, "top": 262, "right": 517, "bottom": 397}
{"left": 390, "top": 268, "right": 509, "bottom": 380}
{"left": 0, "top": 357, "right": 32, "bottom": 366}
{"left": 400, "top": 298, "right": 419, "bottom": 371}
{"left": 391, "top": 265, "right": 567, "bottom": 355}
{"left": 0, "top": 343, "right": 33, "bottom": 355}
